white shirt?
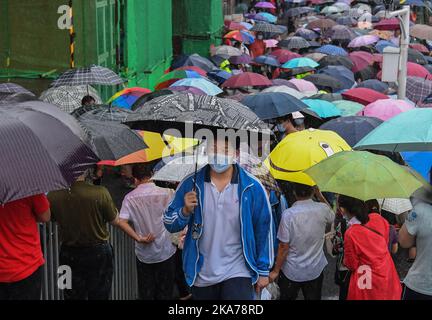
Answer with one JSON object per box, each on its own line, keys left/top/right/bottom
{"left": 278, "top": 199, "right": 335, "bottom": 282}
{"left": 119, "top": 183, "right": 176, "bottom": 264}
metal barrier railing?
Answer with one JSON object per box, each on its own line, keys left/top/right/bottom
{"left": 40, "top": 223, "right": 138, "bottom": 300}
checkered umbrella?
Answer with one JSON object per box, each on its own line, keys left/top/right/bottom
{"left": 0, "top": 83, "right": 35, "bottom": 96}
{"left": 251, "top": 23, "right": 284, "bottom": 34}
{"left": 51, "top": 65, "right": 124, "bottom": 87}
{"left": 325, "top": 25, "right": 356, "bottom": 41}
{"left": 71, "top": 105, "right": 132, "bottom": 122}
{"left": 40, "top": 85, "right": 102, "bottom": 113}
{"left": 279, "top": 36, "right": 311, "bottom": 50}
{"left": 406, "top": 76, "right": 432, "bottom": 105}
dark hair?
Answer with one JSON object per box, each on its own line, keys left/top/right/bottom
{"left": 365, "top": 199, "right": 380, "bottom": 214}
{"left": 132, "top": 163, "right": 154, "bottom": 181}
{"left": 338, "top": 195, "right": 370, "bottom": 224}
{"left": 82, "top": 95, "right": 96, "bottom": 105}
{"left": 293, "top": 183, "right": 314, "bottom": 198}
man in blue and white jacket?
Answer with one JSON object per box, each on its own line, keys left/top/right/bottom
{"left": 164, "top": 139, "right": 274, "bottom": 300}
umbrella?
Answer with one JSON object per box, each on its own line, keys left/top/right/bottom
{"left": 0, "top": 92, "right": 38, "bottom": 105}
{"left": 224, "top": 30, "right": 255, "bottom": 44}
{"left": 406, "top": 76, "right": 432, "bottom": 105}
{"left": 0, "top": 101, "right": 98, "bottom": 204}
{"left": 304, "top": 151, "right": 423, "bottom": 201}
{"left": 264, "top": 39, "right": 279, "bottom": 48}
{"left": 72, "top": 105, "right": 132, "bottom": 122}
{"left": 155, "top": 70, "right": 202, "bottom": 90}
{"left": 407, "top": 48, "right": 428, "bottom": 65}
{"left": 319, "top": 116, "right": 383, "bottom": 147}
{"left": 266, "top": 128, "right": 351, "bottom": 185}
{"left": 225, "top": 20, "right": 247, "bottom": 31}
{"left": 256, "top": 12, "right": 278, "bottom": 23}
{"left": 316, "top": 44, "right": 348, "bottom": 56}
{"left": 213, "top": 45, "right": 243, "bottom": 57}
{"left": 354, "top": 65, "right": 377, "bottom": 81}
{"left": 319, "top": 65, "right": 355, "bottom": 90}
{"left": 357, "top": 99, "right": 414, "bottom": 121}
{"left": 409, "top": 43, "right": 430, "bottom": 54}
{"left": 271, "top": 79, "right": 294, "bottom": 87}
{"left": 377, "top": 62, "right": 431, "bottom": 80}
{"left": 302, "top": 99, "right": 342, "bottom": 118}
{"left": 171, "top": 54, "right": 216, "bottom": 72}
{"left": 229, "top": 53, "right": 253, "bottom": 65}
{"left": 131, "top": 90, "right": 174, "bottom": 111}
{"left": 369, "top": 29, "right": 394, "bottom": 40}
{"left": 309, "top": 93, "right": 343, "bottom": 101}
{"left": 170, "top": 78, "right": 223, "bottom": 96}
{"left": 348, "top": 35, "right": 380, "bottom": 48}
{"left": 251, "top": 23, "right": 285, "bottom": 34}
{"left": 170, "top": 86, "right": 207, "bottom": 96}
{"left": 342, "top": 88, "right": 388, "bottom": 105}
{"left": 288, "top": 79, "right": 318, "bottom": 93}
{"left": 377, "top": 198, "right": 413, "bottom": 215}
{"left": 374, "top": 18, "right": 400, "bottom": 31}
{"left": 336, "top": 16, "right": 357, "bottom": 26}
{"left": 51, "top": 65, "right": 124, "bottom": 87}
{"left": 304, "top": 74, "right": 343, "bottom": 91}
{"left": 221, "top": 72, "right": 272, "bottom": 88}
{"left": 354, "top": 108, "right": 432, "bottom": 152}
{"left": 255, "top": 1, "right": 276, "bottom": 9}
{"left": 254, "top": 55, "right": 281, "bottom": 67}
{"left": 326, "top": 25, "right": 356, "bottom": 41}
{"left": 375, "top": 40, "right": 398, "bottom": 53}
{"left": 80, "top": 120, "right": 148, "bottom": 165}
{"left": 271, "top": 49, "right": 301, "bottom": 63}
{"left": 174, "top": 66, "right": 209, "bottom": 76}
{"left": 282, "top": 57, "right": 319, "bottom": 69}
{"left": 332, "top": 100, "right": 364, "bottom": 117}
{"left": 410, "top": 24, "right": 432, "bottom": 41}
{"left": 356, "top": 79, "right": 389, "bottom": 93}
{"left": 294, "top": 28, "right": 319, "bottom": 40}
{"left": 262, "top": 86, "right": 305, "bottom": 99}
{"left": 241, "top": 92, "right": 309, "bottom": 120}
{"left": 207, "top": 70, "right": 233, "bottom": 84}
{"left": 306, "top": 18, "right": 337, "bottom": 30}
{"left": 279, "top": 37, "right": 311, "bottom": 50}
{"left": 401, "top": 151, "right": 432, "bottom": 182}
{"left": 349, "top": 51, "right": 373, "bottom": 73}
{"left": 40, "top": 85, "right": 102, "bottom": 113}
{"left": 124, "top": 93, "right": 270, "bottom": 134}
{"left": 318, "top": 55, "right": 354, "bottom": 70}
{"left": 0, "top": 83, "right": 35, "bottom": 96}
{"left": 304, "top": 52, "right": 328, "bottom": 62}
{"left": 321, "top": 5, "right": 341, "bottom": 14}
{"left": 107, "top": 87, "right": 151, "bottom": 110}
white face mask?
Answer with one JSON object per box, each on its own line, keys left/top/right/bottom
{"left": 257, "top": 35, "right": 264, "bottom": 40}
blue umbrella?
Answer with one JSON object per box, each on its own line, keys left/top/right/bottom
{"left": 240, "top": 22, "right": 253, "bottom": 30}
{"left": 207, "top": 70, "right": 232, "bottom": 84}
{"left": 254, "top": 55, "right": 281, "bottom": 67}
{"left": 282, "top": 57, "right": 319, "bottom": 69}
{"left": 319, "top": 65, "right": 355, "bottom": 90}
{"left": 375, "top": 40, "right": 398, "bottom": 53}
{"left": 302, "top": 99, "right": 342, "bottom": 118}
{"left": 241, "top": 92, "right": 309, "bottom": 120}
{"left": 294, "top": 28, "right": 319, "bottom": 40}
{"left": 336, "top": 16, "right": 357, "bottom": 26}
{"left": 316, "top": 45, "right": 348, "bottom": 56}
{"left": 401, "top": 151, "right": 432, "bottom": 182}
{"left": 356, "top": 79, "right": 389, "bottom": 93}
{"left": 170, "top": 78, "right": 223, "bottom": 96}
{"left": 256, "top": 12, "right": 278, "bottom": 23}
{"left": 320, "top": 116, "right": 383, "bottom": 146}
{"left": 405, "top": 0, "right": 427, "bottom": 6}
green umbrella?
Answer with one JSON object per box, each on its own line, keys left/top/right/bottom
{"left": 354, "top": 109, "right": 432, "bottom": 152}
{"left": 332, "top": 100, "right": 364, "bottom": 117}
{"left": 305, "top": 151, "right": 423, "bottom": 201}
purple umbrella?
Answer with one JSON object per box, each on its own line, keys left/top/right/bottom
{"left": 169, "top": 86, "right": 207, "bottom": 95}
{"left": 348, "top": 35, "right": 380, "bottom": 48}
{"left": 255, "top": 1, "right": 276, "bottom": 9}
{"left": 271, "top": 79, "right": 297, "bottom": 89}
{"left": 229, "top": 53, "right": 253, "bottom": 65}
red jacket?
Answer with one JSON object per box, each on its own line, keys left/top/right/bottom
{"left": 343, "top": 214, "right": 402, "bottom": 300}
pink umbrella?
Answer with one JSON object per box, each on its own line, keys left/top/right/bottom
{"left": 373, "top": 53, "right": 383, "bottom": 63}
{"left": 271, "top": 49, "right": 301, "bottom": 63}
{"left": 374, "top": 18, "right": 400, "bottom": 31}
{"left": 349, "top": 51, "right": 374, "bottom": 73}
{"left": 225, "top": 21, "right": 247, "bottom": 31}
{"left": 409, "top": 43, "right": 430, "bottom": 54}
{"left": 288, "top": 79, "right": 318, "bottom": 93}
{"left": 255, "top": 1, "right": 276, "bottom": 9}
{"left": 348, "top": 35, "right": 380, "bottom": 48}
{"left": 357, "top": 99, "right": 414, "bottom": 121}
{"left": 377, "top": 62, "right": 431, "bottom": 79}
{"left": 264, "top": 39, "right": 279, "bottom": 48}
{"left": 221, "top": 72, "right": 272, "bottom": 88}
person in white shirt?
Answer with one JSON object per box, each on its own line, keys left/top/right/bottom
{"left": 117, "top": 163, "right": 176, "bottom": 300}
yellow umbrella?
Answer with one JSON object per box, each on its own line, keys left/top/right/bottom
{"left": 265, "top": 129, "right": 351, "bottom": 185}
{"left": 138, "top": 131, "right": 199, "bottom": 162}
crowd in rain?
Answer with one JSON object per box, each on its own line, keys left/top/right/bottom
{"left": 1, "top": 0, "right": 432, "bottom": 301}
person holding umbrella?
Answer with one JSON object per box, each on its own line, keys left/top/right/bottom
{"left": 163, "top": 137, "right": 274, "bottom": 300}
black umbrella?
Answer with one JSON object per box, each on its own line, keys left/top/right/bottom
{"left": 0, "top": 83, "right": 35, "bottom": 96}
{"left": 72, "top": 105, "right": 132, "bottom": 122}
{"left": 241, "top": 92, "right": 309, "bottom": 120}
{"left": 318, "top": 55, "right": 354, "bottom": 70}
{"left": 319, "top": 65, "right": 355, "bottom": 90}
{"left": 0, "top": 92, "right": 38, "bottom": 105}
{"left": 408, "top": 48, "right": 428, "bottom": 65}
{"left": 80, "top": 120, "right": 148, "bottom": 162}
{"left": 356, "top": 79, "right": 389, "bottom": 93}
{"left": 308, "top": 93, "right": 343, "bottom": 101}
{"left": 131, "top": 89, "right": 174, "bottom": 111}
{"left": 251, "top": 23, "right": 285, "bottom": 34}
{"left": 171, "top": 54, "right": 216, "bottom": 73}
{"left": 325, "top": 25, "right": 356, "bottom": 41}
{"left": 0, "top": 101, "right": 98, "bottom": 204}
{"left": 51, "top": 65, "right": 124, "bottom": 87}
{"left": 304, "top": 74, "right": 343, "bottom": 91}
{"left": 354, "top": 65, "right": 376, "bottom": 81}
{"left": 279, "top": 37, "right": 311, "bottom": 50}
{"left": 319, "top": 116, "right": 383, "bottom": 147}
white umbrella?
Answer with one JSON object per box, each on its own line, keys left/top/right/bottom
{"left": 378, "top": 198, "right": 413, "bottom": 215}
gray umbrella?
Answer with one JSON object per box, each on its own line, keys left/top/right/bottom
{"left": 408, "top": 48, "right": 428, "bottom": 65}
{"left": 279, "top": 36, "right": 311, "bottom": 50}
{"left": 72, "top": 105, "right": 132, "bottom": 122}
{"left": 51, "top": 65, "right": 124, "bottom": 87}
{"left": 318, "top": 55, "right": 354, "bottom": 70}
{"left": 0, "top": 101, "right": 98, "bottom": 204}
{"left": 294, "top": 28, "right": 319, "bottom": 40}
{"left": 80, "top": 120, "right": 147, "bottom": 162}
{"left": 251, "top": 23, "right": 285, "bottom": 34}
{"left": 336, "top": 16, "right": 357, "bottom": 26}
{"left": 0, "top": 92, "right": 38, "bottom": 105}
{"left": 0, "top": 83, "right": 35, "bottom": 96}
{"left": 325, "top": 25, "right": 356, "bottom": 41}
{"left": 124, "top": 93, "right": 270, "bottom": 134}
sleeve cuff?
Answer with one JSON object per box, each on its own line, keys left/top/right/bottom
{"left": 178, "top": 208, "right": 191, "bottom": 222}
{"left": 257, "top": 270, "right": 270, "bottom": 277}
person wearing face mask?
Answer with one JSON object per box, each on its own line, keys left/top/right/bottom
{"left": 249, "top": 32, "right": 266, "bottom": 59}
{"left": 163, "top": 138, "right": 274, "bottom": 300}
{"left": 274, "top": 112, "right": 305, "bottom": 140}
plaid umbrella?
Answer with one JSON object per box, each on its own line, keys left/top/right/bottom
{"left": 40, "top": 85, "right": 102, "bottom": 113}
{"left": 0, "top": 101, "right": 98, "bottom": 204}
{"left": 213, "top": 45, "right": 242, "bottom": 57}
{"left": 251, "top": 23, "right": 284, "bottom": 34}
{"left": 0, "top": 83, "right": 35, "bottom": 96}
{"left": 294, "top": 28, "right": 319, "bottom": 40}
{"left": 279, "top": 36, "right": 311, "bottom": 50}
{"left": 325, "top": 25, "right": 356, "bottom": 41}
{"left": 51, "top": 65, "right": 124, "bottom": 87}
{"left": 406, "top": 76, "right": 432, "bottom": 105}
{"left": 306, "top": 18, "right": 337, "bottom": 30}
{"left": 0, "top": 92, "right": 38, "bottom": 105}
{"left": 72, "top": 105, "right": 132, "bottom": 122}
{"left": 80, "top": 120, "right": 148, "bottom": 163}
{"left": 124, "top": 93, "right": 270, "bottom": 134}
